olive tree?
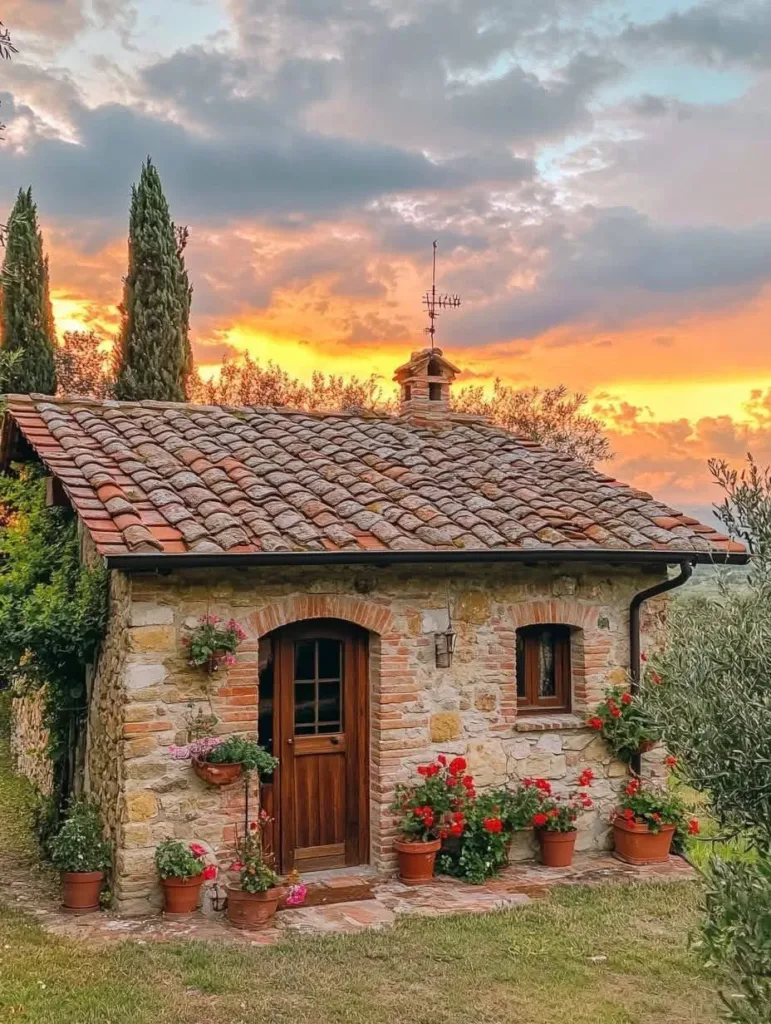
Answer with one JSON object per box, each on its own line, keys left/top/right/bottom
{"left": 642, "top": 456, "right": 771, "bottom": 1024}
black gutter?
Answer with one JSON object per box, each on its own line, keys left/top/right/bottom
{"left": 628, "top": 560, "right": 694, "bottom": 774}
{"left": 104, "top": 548, "right": 746, "bottom": 572}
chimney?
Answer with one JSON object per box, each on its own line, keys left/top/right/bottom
{"left": 393, "top": 347, "right": 461, "bottom": 425}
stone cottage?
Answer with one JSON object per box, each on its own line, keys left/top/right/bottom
{"left": 2, "top": 348, "right": 745, "bottom": 914}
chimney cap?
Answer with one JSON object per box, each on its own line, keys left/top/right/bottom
{"left": 393, "top": 347, "right": 461, "bottom": 382}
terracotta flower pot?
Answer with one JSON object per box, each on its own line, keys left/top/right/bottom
{"left": 537, "top": 829, "right": 577, "bottom": 867}
{"left": 613, "top": 818, "right": 675, "bottom": 865}
{"left": 161, "top": 873, "right": 204, "bottom": 915}
{"left": 61, "top": 870, "right": 104, "bottom": 914}
{"left": 395, "top": 837, "right": 441, "bottom": 883}
{"left": 192, "top": 759, "right": 243, "bottom": 786}
{"left": 226, "top": 885, "right": 283, "bottom": 930}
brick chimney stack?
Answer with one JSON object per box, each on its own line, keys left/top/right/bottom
{"left": 393, "top": 347, "right": 461, "bottom": 425}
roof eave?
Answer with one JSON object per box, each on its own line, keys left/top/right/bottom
{"left": 104, "top": 547, "right": 749, "bottom": 572}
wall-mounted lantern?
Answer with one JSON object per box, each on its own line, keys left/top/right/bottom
{"left": 434, "top": 596, "right": 456, "bottom": 668}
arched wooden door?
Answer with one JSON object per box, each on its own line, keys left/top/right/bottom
{"left": 267, "top": 620, "right": 369, "bottom": 873}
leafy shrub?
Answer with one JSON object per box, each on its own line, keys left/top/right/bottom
{"left": 586, "top": 685, "right": 659, "bottom": 763}
{"left": 204, "top": 736, "right": 278, "bottom": 775}
{"left": 154, "top": 839, "right": 206, "bottom": 880}
{"left": 48, "top": 799, "right": 111, "bottom": 873}
{"left": 391, "top": 756, "right": 473, "bottom": 842}
{"left": 231, "top": 816, "right": 280, "bottom": 894}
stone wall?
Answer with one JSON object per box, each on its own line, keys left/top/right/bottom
{"left": 10, "top": 688, "right": 53, "bottom": 795}
{"left": 104, "top": 560, "right": 668, "bottom": 914}
{"left": 84, "top": 568, "right": 132, "bottom": 851}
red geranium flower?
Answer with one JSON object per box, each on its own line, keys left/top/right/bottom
{"left": 462, "top": 775, "right": 475, "bottom": 789}
{"left": 688, "top": 818, "right": 700, "bottom": 835}
{"left": 449, "top": 822, "right": 464, "bottom": 837}
{"left": 425, "top": 763, "right": 441, "bottom": 777}
{"left": 534, "top": 778, "right": 552, "bottom": 795}
{"left": 189, "top": 843, "right": 207, "bottom": 857}
{"left": 610, "top": 706, "right": 622, "bottom": 719}
{"left": 651, "top": 672, "right": 662, "bottom": 685}
{"left": 665, "top": 755, "right": 678, "bottom": 768}
{"left": 577, "top": 768, "right": 595, "bottom": 787}
{"left": 437, "top": 754, "right": 447, "bottom": 766}
{"left": 626, "top": 779, "right": 640, "bottom": 796}
{"left": 621, "top": 692, "right": 632, "bottom": 705}
{"left": 203, "top": 864, "right": 217, "bottom": 881}
{"left": 532, "top": 813, "right": 548, "bottom": 828}
{"left": 640, "top": 652, "right": 647, "bottom": 663}
{"left": 622, "top": 808, "right": 635, "bottom": 821}
{"left": 417, "top": 765, "right": 429, "bottom": 776}
{"left": 449, "top": 757, "right": 467, "bottom": 776}
{"left": 483, "top": 817, "right": 503, "bottom": 834}
{"left": 587, "top": 717, "right": 604, "bottom": 730}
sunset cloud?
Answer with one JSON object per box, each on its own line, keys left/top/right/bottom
{"left": 1, "top": 0, "right": 769, "bottom": 521}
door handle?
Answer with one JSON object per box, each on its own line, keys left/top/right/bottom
{"left": 286, "top": 738, "right": 294, "bottom": 745}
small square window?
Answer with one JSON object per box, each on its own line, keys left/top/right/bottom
{"left": 429, "top": 382, "right": 443, "bottom": 401}
{"left": 516, "top": 625, "right": 571, "bottom": 713}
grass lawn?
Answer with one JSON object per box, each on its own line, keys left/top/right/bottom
{"left": 0, "top": 732, "right": 721, "bottom": 1024}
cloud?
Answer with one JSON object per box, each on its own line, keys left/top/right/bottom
{"left": 623, "top": 2, "right": 771, "bottom": 68}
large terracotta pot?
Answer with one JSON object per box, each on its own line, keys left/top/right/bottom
{"left": 192, "top": 759, "right": 243, "bottom": 786}
{"left": 161, "top": 873, "right": 204, "bottom": 915}
{"left": 395, "top": 838, "right": 441, "bottom": 883}
{"left": 613, "top": 818, "right": 675, "bottom": 865}
{"left": 61, "top": 870, "right": 104, "bottom": 913}
{"left": 537, "top": 829, "right": 577, "bottom": 868}
{"left": 226, "top": 885, "right": 283, "bottom": 930}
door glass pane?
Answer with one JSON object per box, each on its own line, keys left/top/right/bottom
{"left": 295, "top": 682, "right": 316, "bottom": 729}
{"left": 294, "top": 641, "right": 315, "bottom": 680}
{"left": 318, "top": 680, "right": 341, "bottom": 727}
{"left": 516, "top": 633, "right": 526, "bottom": 697}
{"left": 317, "top": 639, "right": 341, "bottom": 679}
{"left": 538, "top": 632, "right": 556, "bottom": 697}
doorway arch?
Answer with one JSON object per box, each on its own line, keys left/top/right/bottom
{"left": 259, "top": 618, "right": 370, "bottom": 872}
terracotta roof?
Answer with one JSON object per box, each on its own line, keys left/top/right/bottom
{"left": 0, "top": 394, "right": 745, "bottom": 562}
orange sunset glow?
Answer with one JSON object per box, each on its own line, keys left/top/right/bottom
{"left": 6, "top": 0, "right": 771, "bottom": 522}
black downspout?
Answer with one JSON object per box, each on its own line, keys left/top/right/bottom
{"left": 629, "top": 560, "right": 694, "bottom": 775}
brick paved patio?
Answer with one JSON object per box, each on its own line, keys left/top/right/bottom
{"left": 3, "top": 852, "right": 695, "bottom": 947}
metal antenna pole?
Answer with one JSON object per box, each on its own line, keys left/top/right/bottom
{"left": 422, "top": 240, "right": 461, "bottom": 349}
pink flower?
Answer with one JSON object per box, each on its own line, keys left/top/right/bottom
{"left": 189, "top": 843, "right": 207, "bottom": 858}
{"left": 203, "top": 864, "right": 217, "bottom": 881}
{"left": 285, "top": 883, "right": 308, "bottom": 906}
{"left": 230, "top": 860, "right": 245, "bottom": 871}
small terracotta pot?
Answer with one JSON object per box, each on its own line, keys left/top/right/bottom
{"left": 537, "top": 829, "right": 577, "bottom": 867}
{"left": 395, "top": 837, "right": 441, "bottom": 883}
{"left": 161, "top": 873, "right": 204, "bottom": 915}
{"left": 613, "top": 818, "right": 675, "bottom": 865}
{"left": 61, "top": 870, "right": 104, "bottom": 913}
{"left": 226, "top": 885, "right": 283, "bottom": 930}
{"left": 192, "top": 759, "right": 243, "bottom": 786}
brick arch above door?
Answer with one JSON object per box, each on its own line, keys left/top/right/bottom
{"left": 510, "top": 599, "right": 601, "bottom": 631}
{"left": 247, "top": 595, "right": 394, "bottom": 639}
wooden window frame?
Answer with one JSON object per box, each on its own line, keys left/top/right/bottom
{"left": 516, "top": 624, "right": 571, "bottom": 714}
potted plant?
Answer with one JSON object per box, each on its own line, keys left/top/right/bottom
{"left": 612, "top": 776, "right": 693, "bottom": 864}
{"left": 530, "top": 772, "right": 594, "bottom": 867}
{"left": 390, "top": 755, "right": 467, "bottom": 882}
{"left": 48, "top": 799, "right": 111, "bottom": 913}
{"left": 183, "top": 615, "right": 247, "bottom": 673}
{"left": 226, "top": 813, "right": 297, "bottom": 930}
{"left": 587, "top": 686, "right": 659, "bottom": 762}
{"left": 155, "top": 838, "right": 216, "bottom": 915}
{"left": 194, "top": 735, "right": 278, "bottom": 786}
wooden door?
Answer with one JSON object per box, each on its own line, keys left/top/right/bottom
{"left": 275, "top": 621, "right": 369, "bottom": 872}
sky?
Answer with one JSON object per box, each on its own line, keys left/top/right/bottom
{"left": 2, "top": 0, "right": 771, "bottom": 522}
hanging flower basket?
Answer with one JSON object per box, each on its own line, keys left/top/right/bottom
{"left": 192, "top": 758, "right": 243, "bottom": 786}
{"left": 183, "top": 616, "right": 247, "bottom": 673}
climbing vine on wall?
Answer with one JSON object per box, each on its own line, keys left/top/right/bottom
{"left": 0, "top": 463, "right": 109, "bottom": 806}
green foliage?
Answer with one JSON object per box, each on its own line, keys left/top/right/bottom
{"left": 0, "top": 188, "right": 57, "bottom": 394}
{"left": 586, "top": 685, "right": 659, "bottom": 764}
{"left": 437, "top": 792, "right": 510, "bottom": 884}
{"left": 30, "top": 791, "right": 59, "bottom": 857}
{"left": 0, "top": 688, "right": 10, "bottom": 738}
{"left": 639, "top": 454, "right": 771, "bottom": 1023}
{"left": 48, "top": 798, "right": 111, "bottom": 873}
{"left": 183, "top": 614, "right": 246, "bottom": 669}
{"left": 234, "top": 820, "right": 280, "bottom": 894}
{"left": 55, "top": 329, "right": 114, "bottom": 399}
{"left": 616, "top": 777, "right": 689, "bottom": 834}
{"left": 204, "top": 736, "right": 278, "bottom": 776}
{"left": 114, "top": 158, "right": 192, "bottom": 402}
{"left": 695, "top": 857, "right": 771, "bottom": 1024}
{"left": 0, "top": 465, "right": 109, "bottom": 797}
{"left": 154, "top": 838, "right": 204, "bottom": 880}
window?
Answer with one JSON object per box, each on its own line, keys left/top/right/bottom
{"left": 429, "top": 382, "right": 443, "bottom": 401}
{"left": 516, "top": 625, "right": 571, "bottom": 713}
{"left": 403, "top": 383, "right": 412, "bottom": 401}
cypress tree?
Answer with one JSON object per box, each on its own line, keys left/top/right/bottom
{"left": 0, "top": 187, "right": 57, "bottom": 394}
{"left": 114, "top": 158, "right": 192, "bottom": 402}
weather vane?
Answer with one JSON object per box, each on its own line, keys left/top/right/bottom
{"left": 423, "top": 240, "right": 461, "bottom": 350}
